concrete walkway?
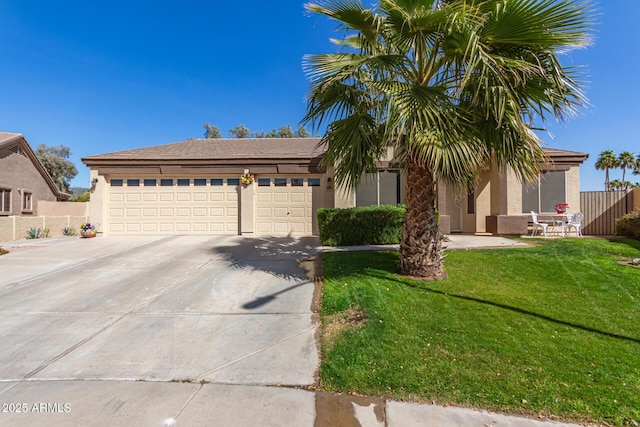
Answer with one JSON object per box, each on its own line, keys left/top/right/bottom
{"left": 0, "top": 235, "right": 595, "bottom": 426}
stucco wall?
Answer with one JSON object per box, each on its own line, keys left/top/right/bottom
{"left": 0, "top": 215, "right": 88, "bottom": 241}
{"left": 0, "top": 151, "right": 59, "bottom": 216}
{"left": 37, "top": 201, "right": 88, "bottom": 216}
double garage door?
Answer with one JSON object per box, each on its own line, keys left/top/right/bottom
{"left": 106, "top": 176, "right": 319, "bottom": 236}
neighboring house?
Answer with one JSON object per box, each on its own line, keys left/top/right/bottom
{"left": 81, "top": 138, "right": 587, "bottom": 237}
{"left": 0, "top": 132, "right": 70, "bottom": 216}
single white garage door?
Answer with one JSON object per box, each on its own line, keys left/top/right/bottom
{"left": 107, "top": 177, "right": 239, "bottom": 235}
{"left": 255, "top": 176, "right": 320, "bottom": 236}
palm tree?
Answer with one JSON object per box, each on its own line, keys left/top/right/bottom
{"left": 595, "top": 150, "right": 617, "bottom": 191}
{"left": 618, "top": 151, "right": 636, "bottom": 190}
{"left": 304, "top": 0, "right": 592, "bottom": 279}
{"left": 609, "top": 179, "right": 623, "bottom": 192}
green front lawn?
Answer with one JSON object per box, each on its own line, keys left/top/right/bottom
{"left": 319, "top": 238, "right": 640, "bottom": 426}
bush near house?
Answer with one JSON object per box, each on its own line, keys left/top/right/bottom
{"left": 615, "top": 210, "right": 640, "bottom": 239}
{"left": 317, "top": 206, "right": 405, "bottom": 246}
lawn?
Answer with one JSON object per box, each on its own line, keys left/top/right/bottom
{"left": 319, "top": 238, "right": 640, "bottom": 426}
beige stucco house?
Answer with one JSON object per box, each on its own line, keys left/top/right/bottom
{"left": 82, "top": 138, "right": 587, "bottom": 237}
{"left": 0, "top": 132, "right": 69, "bottom": 217}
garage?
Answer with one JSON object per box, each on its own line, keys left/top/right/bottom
{"left": 255, "top": 176, "right": 322, "bottom": 236}
{"left": 82, "top": 138, "right": 328, "bottom": 237}
{"left": 106, "top": 177, "right": 239, "bottom": 235}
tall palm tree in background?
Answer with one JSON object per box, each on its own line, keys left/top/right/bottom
{"left": 618, "top": 151, "right": 636, "bottom": 190}
{"left": 304, "top": 0, "right": 592, "bottom": 279}
{"left": 595, "top": 150, "right": 617, "bottom": 191}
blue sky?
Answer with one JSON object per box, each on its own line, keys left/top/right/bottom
{"left": 0, "top": 1, "right": 637, "bottom": 191}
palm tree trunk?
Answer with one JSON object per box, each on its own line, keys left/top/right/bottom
{"left": 398, "top": 154, "right": 445, "bottom": 279}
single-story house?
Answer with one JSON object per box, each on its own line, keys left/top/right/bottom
{"left": 81, "top": 138, "right": 587, "bottom": 236}
{"left": 0, "top": 132, "right": 70, "bottom": 216}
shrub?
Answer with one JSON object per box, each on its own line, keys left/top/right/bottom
{"left": 26, "top": 227, "right": 42, "bottom": 239}
{"left": 317, "top": 205, "right": 405, "bottom": 246}
{"left": 62, "top": 226, "right": 77, "bottom": 236}
{"left": 615, "top": 210, "right": 640, "bottom": 239}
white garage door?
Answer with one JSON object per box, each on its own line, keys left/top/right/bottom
{"left": 255, "top": 177, "right": 320, "bottom": 236}
{"left": 107, "top": 177, "right": 239, "bottom": 235}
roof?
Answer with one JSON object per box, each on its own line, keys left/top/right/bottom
{"left": 0, "top": 132, "right": 70, "bottom": 200}
{"left": 80, "top": 137, "right": 588, "bottom": 175}
{"left": 82, "top": 138, "right": 325, "bottom": 162}
{"left": 542, "top": 147, "right": 589, "bottom": 164}
{"left": 82, "top": 138, "right": 327, "bottom": 175}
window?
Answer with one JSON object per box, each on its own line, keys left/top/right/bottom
{"left": 522, "top": 171, "right": 566, "bottom": 213}
{"left": 144, "top": 179, "right": 157, "bottom": 186}
{"left": 22, "top": 191, "right": 33, "bottom": 212}
{"left": 194, "top": 179, "right": 207, "bottom": 186}
{"left": 467, "top": 190, "right": 475, "bottom": 215}
{"left": 258, "top": 178, "right": 271, "bottom": 186}
{"left": 110, "top": 179, "right": 123, "bottom": 187}
{"left": 356, "top": 170, "right": 400, "bottom": 206}
{"left": 274, "top": 178, "right": 287, "bottom": 187}
{"left": 0, "top": 188, "right": 10, "bottom": 213}
{"left": 177, "top": 179, "right": 190, "bottom": 186}
{"left": 308, "top": 178, "right": 320, "bottom": 187}
{"left": 127, "top": 179, "right": 140, "bottom": 187}
{"left": 227, "top": 178, "right": 240, "bottom": 186}
{"left": 160, "top": 179, "right": 174, "bottom": 187}
{"left": 291, "top": 178, "right": 304, "bottom": 187}
{"left": 210, "top": 179, "right": 223, "bottom": 186}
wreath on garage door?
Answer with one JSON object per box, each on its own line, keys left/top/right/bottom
{"left": 240, "top": 173, "right": 255, "bottom": 186}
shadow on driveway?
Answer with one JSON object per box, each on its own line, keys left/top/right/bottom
{"left": 210, "top": 236, "right": 319, "bottom": 280}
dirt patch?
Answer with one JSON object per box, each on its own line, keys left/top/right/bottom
{"left": 322, "top": 307, "right": 368, "bottom": 352}
{"left": 617, "top": 261, "right": 640, "bottom": 269}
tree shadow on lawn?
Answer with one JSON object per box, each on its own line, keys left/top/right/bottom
{"left": 366, "top": 270, "right": 640, "bottom": 345}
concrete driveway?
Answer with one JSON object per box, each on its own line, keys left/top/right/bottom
{"left": 0, "top": 235, "right": 323, "bottom": 426}
{"left": 0, "top": 235, "right": 586, "bottom": 427}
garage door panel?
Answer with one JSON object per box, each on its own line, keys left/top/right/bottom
{"left": 110, "top": 208, "right": 125, "bottom": 218}
{"left": 273, "top": 193, "right": 288, "bottom": 203}
{"left": 273, "top": 207, "right": 289, "bottom": 218}
{"left": 110, "top": 223, "right": 124, "bottom": 233}
{"left": 193, "top": 208, "right": 207, "bottom": 216}
{"left": 126, "top": 223, "right": 141, "bottom": 233}
{"left": 159, "top": 223, "right": 175, "bottom": 232}
{"left": 290, "top": 207, "right": 305, "bottom": 217}
{"left": 126, "top": 193, "right": 141, "bottom": 202}
{"left": 143, "top": 223, "right": 158, "bottom": 232}
{"left": 143, "top": 208, "right": 157, "bottom": 217}
{"left": 126, "top": 208, "right": 141, "bottom": 217}
{"left": 193, "top": 223, "right": 207, "bottom": 232}
{"left": 193, "top": 192, "right": 207, "bottom": 202}
{"left": 110, "top": 193, "right": 124, "bottom": 202}
{"left": 160, "top": 193, "right": 174, "bottom": 202}
{"left": 290, "top": 193, "right": 305, "bottom": 203}
{"left": 257, "top": 207, "right": 271, "bottom": 218}
{"left": 177, "top": 193, "right": 190, "bottom": 202}
{"left": 176, "top": 223, "right": 190, "bottom": 232}
{"left": 143, "top": 193, "right": 157, "bottom": 202}
{"left": 176, "top": 208, "right": 190, "bottom": 217}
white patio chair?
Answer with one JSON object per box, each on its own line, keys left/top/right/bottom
{"left": 564, "top": 212, "right": 583, "bottom": 237}
{"left": 530, "top": 211, "right": 552, "bottom": 237}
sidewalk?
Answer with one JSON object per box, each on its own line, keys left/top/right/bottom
{"left": 321, "top": 234, "right": 531, "bottom": 252}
